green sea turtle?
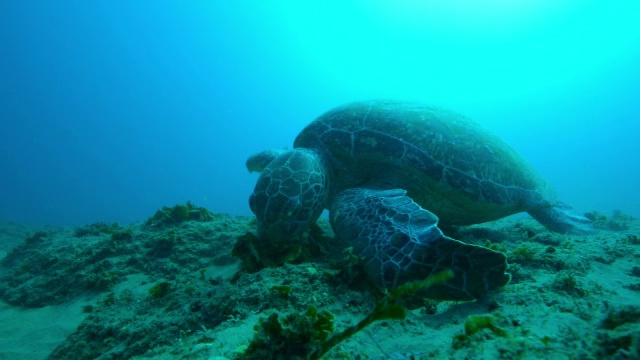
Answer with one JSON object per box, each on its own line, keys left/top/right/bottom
{"left": 245, "top": 100, "right": 593, "bottom": 300}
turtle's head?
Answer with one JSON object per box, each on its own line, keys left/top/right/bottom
{"left": 249, "top": 148, "right": 330, "bottom": 243}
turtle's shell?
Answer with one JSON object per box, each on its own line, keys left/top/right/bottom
{"left": 294, "top": 100, "right": 553, "bottom": 227}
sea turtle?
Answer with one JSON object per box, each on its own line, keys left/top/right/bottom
{"left": 245, "top": 100, "right": 593, "bottom": 300}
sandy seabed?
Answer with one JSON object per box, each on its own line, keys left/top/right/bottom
{"left": 0, "top": 204, "right": 639, "bottom": 359}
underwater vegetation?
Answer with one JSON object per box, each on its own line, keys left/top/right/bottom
{"left": 148, "top": 281, "right": 172, "bottom": 299}
{"left": 0, "top": 203, "right": 230, "bottom": 307}
{"left": 231, "top": 221, "right": 330, "bottom": 276}
{"left": 584, "top": 210, "right": 635, "bottom": 231}
{"left": 145, "top": 201, "right": 214, "bottom": 227}
{"left": 452, "top": 314, "right": 508, "bottom": 350}
{"left": 238, "top": 271, "right": 452, "bottom": 360}
{"left": 73, "top": 221, "right": 121, "bottom": 237}
{"left": 0, "top": 205, "right": 639, "bottom": 358}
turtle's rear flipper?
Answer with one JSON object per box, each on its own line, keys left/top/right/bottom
{"left": 528, "top": 203, "right": 595, "bottom": 234}
{"left": 330, "top": 188, "right": 511, "bottom": 301}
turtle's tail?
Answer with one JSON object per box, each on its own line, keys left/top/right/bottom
{"left": 528, "top": 203, "right": 595, "bottom": 234}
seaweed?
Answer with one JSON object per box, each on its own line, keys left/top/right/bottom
{"left": 599, "top": 305, "right": 640, "bottom": 358}
{"left": 584, "top": 210, "right": 634, "bottom": 231}
{"left": 145, "top": 201, "right": 213, "bottom": 228}
{"left": 552, "top": 271, "right": 587, "bottom": 297}
{"left": 510, "top": 245, "right": 538, "bottom": 262}
{"left": 270, "top": 285, "right": 293, "bottom": 297}
{"left": 238, "top": 270, "right": 453, "bottom": 360}
{"left": 111, "top": 227, "right": 133, "bottom": 241}
{"left": 148, "top": 281, "right": 172, "bottom": 299}
{"left": 452, "top": 314, "right": 508, "bottom": 349}
{"left": 601, "top": 305, "right": 640, "bottom": 330}
{"left": 625, "top": 234, "right": 640, "bottom": 245}
{"left": 1, "top": 231, "right": 50, "bottom": 267}
{"left": 148, "top": 230, "right": 181, "bottom": 258}
{"left": 74, "top": 222, "right": 119, "bottom": 237}
{"left": 463, "top": 315, "right": 508, "bottom": 337}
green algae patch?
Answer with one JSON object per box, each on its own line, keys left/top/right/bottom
{"left": 270, "top": 285, "right": 293, "bottom": 296}
{"left": 464, "top": 315, "right": 508, "bottom": 337}
{"left": 239, "top": 270, "right": 453, "bottom": 360}
{"left": 145, "top": 201, "right": 213, "bottom": 227}
{"left": 453, "top": 314, "right": 508, "bottom": 350}
{"left": 148, "top": 281, "right": 171, "bottom": 299}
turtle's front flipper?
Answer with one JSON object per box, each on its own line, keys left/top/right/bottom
{"left": 246, "top": 149, "right": 288, "bottom": 173}
{"left": 330, "top": 188, "right": 511, "bottom": 301}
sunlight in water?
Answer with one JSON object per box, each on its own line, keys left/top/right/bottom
{"left": 266, "top": 0, "right": 640, "bottom": 105}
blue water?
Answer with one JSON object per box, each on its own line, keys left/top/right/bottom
{"left": 1, "top": 1, "right": 639, "bottom": 226}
